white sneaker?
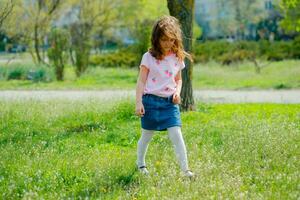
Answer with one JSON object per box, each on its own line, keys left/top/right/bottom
{"left": 184, "top": 170, "right": 195, "bottom": 178}
{"left": 138, "top": 166, "right": 149, "bottom": 175}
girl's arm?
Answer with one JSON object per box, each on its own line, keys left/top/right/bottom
{"left": 135, "top": 65, "right": 149, "bottom": 116}
{"left": 173, "top": 70, "right": 182, "bottom": 104}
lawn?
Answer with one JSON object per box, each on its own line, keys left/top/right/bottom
{"left": 0, "top": 99, "right": 299, "bottom": 199}
{"left": 0, "top": 60, "right": 299, "bottom": 90}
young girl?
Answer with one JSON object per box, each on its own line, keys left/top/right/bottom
{"left": 135, "top": 16, "right": 194, "bottom": 178}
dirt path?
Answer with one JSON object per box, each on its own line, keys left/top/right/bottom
{"left": 0, "top": 90, "right": 299, "bottom": 103}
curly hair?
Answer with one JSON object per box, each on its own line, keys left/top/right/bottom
{"left": 149, "top": 15, "right": 192, "bottom": 62}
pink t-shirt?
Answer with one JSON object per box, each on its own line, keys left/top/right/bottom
{"left": 140, "top": 52, "right": 185, "bottom": 97}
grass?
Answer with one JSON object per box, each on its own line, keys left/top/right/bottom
{"left": 0, "top": 99, "right": 299, "bottom": 199}
{"left": 193, "top": 60, "right": 300, "bottom": 90}
{"left": 0, "top": 52, "right": 31, "bottom": 60}
{"left": 0, "top": 60, "right": 299, "bottom": 90}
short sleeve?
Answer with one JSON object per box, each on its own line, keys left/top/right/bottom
{"left": 140, "top": 52, "right": 150, "bottom": 69}
{"left": 180, "top": 60, "right": 185, "bottom": 70}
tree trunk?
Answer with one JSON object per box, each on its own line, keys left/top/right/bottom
{"left": 167, "top": 0, "right": 195, "bottom": 111}
{"left": 70, "top": 22, "right": 91, "bottom": 77}
{"left": 34, "top": 24, "right": 42, "bottom": 63}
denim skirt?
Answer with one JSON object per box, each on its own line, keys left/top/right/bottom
{"left": 141, "top": 94, "right": 182, "bottom": 131}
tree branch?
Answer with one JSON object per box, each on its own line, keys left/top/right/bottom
{"left": 0, "top": 0, "right": 14, "bottom": 29}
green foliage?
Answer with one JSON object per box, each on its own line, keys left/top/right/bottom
{"left": 120, "top": 0, "right": 168, "bottom": 63}
{"left": 70, "top": 22, "right": 93, "bottom": 77}
{"left": 0, "top": 64, "right": 53, "bottom": 82}
{"left": 130, "top": 19, "right": 153, "bottom": 64}
{"left": 292, "top": 35, "right": 300, "bottom": 58}
{"left": 7, "top": 67, "right": 24, "bottom": 80}
{"left": 193, "top": 40, "right": 299, "bottom": 64}
{"left": 0, "top": 67, "right": 6, "bottom": 80}
{"left": 193, "top": 20, "right": 202, "bottom": 39}
{"left": 89, "top": 50, "right": 138, "bottom": 68}
{"left": 218, "top": 50, "right": 255, "bottom": 65}
{"left": 279, "top": 0, "right": 300, "bottom": 32}
{"left": 27, "top": 69, "right": 48, "bottom": 82}
{"left": 193, "top": 41, "right": 232, "bottom": 63}
{"left": 257, "top": 41, "right": 293, "bottom": 61}
{"left": 0, "top": 41, "right": 5, "bottom": 51}
{"left": 218, "top": 41, "right": 258, "bottom": 65}
{"left": 266, "top": 42, "right": 293, "bottom": 61}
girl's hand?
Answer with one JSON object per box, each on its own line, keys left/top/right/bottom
{"left": 135, "top": 102, "right": 145, "bottom": 117}
{"left": 172, "top": 92, "right": 181, "bottom": 104}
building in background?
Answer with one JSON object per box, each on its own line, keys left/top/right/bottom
{"left": 195, "top": 0, "right": 282, "bottom": 41}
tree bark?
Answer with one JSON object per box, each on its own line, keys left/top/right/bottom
{"left": 34, "top": 24, "right": 42, "bottom": 63}
{"left": 167, "top": 0, "right": 195, "bottom": 111}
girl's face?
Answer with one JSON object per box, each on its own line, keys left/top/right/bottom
{"left": 159, "top": 35, "right": 175, "bottom": 54}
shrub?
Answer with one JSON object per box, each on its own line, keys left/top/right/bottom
{"left": 218, "top": 50, "right": 255, "bottom": 65}
{"left": 194, "top": 40, "right": 297, "bottom": 64}
{"left": 89, "top": 50, "right": 138, "bottom": 68}
{"left": 193, "top": 40, "right": 232, "bottom": 62}
{"left": 0, "top": 64, "right": 53, "bottom": 82}
{"left": 27, "top": 68, "right": 51, "bottom": 82}
{"left": 258, "top": 40, "right": 270, "bottom": 57}
{"left": 7, "top": 67, "right": 25, "bottom": 80}
{"left": 0, "top": 41, "right": 5, "bottom": 52}
{"left": 266, "top": 42, "right": 292, "bottom": 61}
{"left": 0, "top": 67, "right": 6, "bottom": 80}
{"left": 291, "top": 36, "right": 300, "bottom": 59}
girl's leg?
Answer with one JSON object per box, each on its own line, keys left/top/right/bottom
{"left": 167, "top": 126, "right": 189, "bottom": 172}
{"left": 137, "top": 129, "right": 154, "bottom": 168}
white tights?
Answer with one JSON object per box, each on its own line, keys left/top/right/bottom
{"left": 136, "top": 126, "right": 189, "bottom": 172}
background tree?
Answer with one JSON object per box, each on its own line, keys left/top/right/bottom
{"left": 4, "top": 0, "right": 63, "bottom": 64}
{"left": 227, "top": 0, "right": 267, "bottom": 40}
{"left": 47, "top": 28, "right": 70, "bottom": 81}
{"left": 167, "top": 0, "right": 195, "bottom": 111}
{"left": 279, "top": 0, "right": 300, "bottom": 32}
{"left": 119, "top": 0, "right": 168, "bottom": 64}
{"left": 68, "top": 0, "right": 121, "bottom": 77}
{"left": 0, "top": 0, "right": 14, "bottom": 30}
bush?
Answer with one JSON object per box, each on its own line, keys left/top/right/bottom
{"left": 27, "top": 68, "right": 50, "bottom": 82}
{"left": 0, "top": 64, "right": 53, "bottom": 82}
{"left": 7, "top": 67, "right": 25, "bottom": 80}
{"left": 89, "top": 50, "right": 138, "bottom": 68}
{"left": 218, "top": 50, "right": 255, "bottom": 65}
{"left": 0, "top": 41, "right": 5, "bottom": 52}
{"left": 233, "top": 41, "right": 259, "bottom": 53}
{"left": 258, "top": 40, "right": 271, "bottom": 57}
{"left": 194, "top": 40, "right": 298, "bottom": 64}
{"left": 292, "top": 36, "right": 300, "bottom": 59}
{"left": 266, "top": 42, "right": 293, "bottom": 61}
{"left": 193, "top": 41, "right": 232, "bottom": 62}
{"left": 0, "top": 67, "right": 6, "bottom": 80}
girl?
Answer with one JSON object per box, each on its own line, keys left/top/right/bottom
{"left": 135, "top": 16, "right": 194, "bottom": 178}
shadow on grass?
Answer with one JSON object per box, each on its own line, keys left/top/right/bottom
{"left": 65, "top": 122, "right": 107, "bottom": 133}
{"left": 73, "top": 168, "right": 140, "bottom": 198}
{"left": 273, "top": 83, "right": 291, "bottom": 89}
{"left": 0, "top": 130, "right": 41, "bottom": 147}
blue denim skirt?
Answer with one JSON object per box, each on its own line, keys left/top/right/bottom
{"left": 141, "top": 94, "right": 182, "bottom": 131}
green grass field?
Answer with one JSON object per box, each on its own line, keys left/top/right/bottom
{"left": 1, "top": 100, "right": 299, "bottom": 199}
{"left": 0, "top": 60, "right": 299, "bottom": 90}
